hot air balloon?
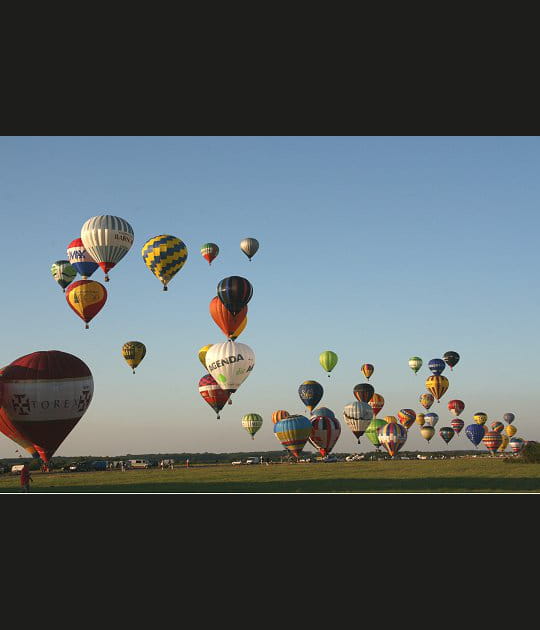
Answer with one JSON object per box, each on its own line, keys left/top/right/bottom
{"left": 473, "top": 412, "right": 488, "bottom": 425}
{"left": 498, "top": 433, "right": 509, "bottom": 453}
{"left": 505, "top": 424, "right": 517, "bottom": 438}
{"left": 65, "top": 280, "right": 107, "bottom": 329}
{"left": 209, "top": 296, "right": 248, "bottom": 340}
{"left": 298, "top": 381, "right": 324, "bottom": 413}
{"left": 274, "top": 415, "right": 312, "bottom": 457}
{"left": 384, "top": 416, "right": 398, "bottom": 424}
{"left": 200, "top": 243, "right": 219, "bottom": 266}
{"left": 0, "top": 350, "right": 93, "bottom": 465}
{"left": 443, "top": 351, "right": 460, "bottom": 370}
{"left": 242, "top": 413, "right": 263, "bottom": 439}
{"left": 465, "top": 423, "right": 485, "bottom": 448}
{"left": 67, "top": 238, "right": 99, "bottom": 278}
{"left": 354, "top": 383, "right": 375, "bottom": 404}
{"left": 424, "top": 412, "right": 439, "bottom": 428}
{"left": 368, "top": 393, "right": 385, "bottom": 418}
{"left": 439, "top": 426, "right": 455, "bottom": 445}
{"left": 240, "top": 238, "right": 259, "bottom": 261}
{"left": 343, "top": 401, "right": 373, "bottom": 443}
{"left": 312, "top": 407, "right": 336, "bottom": 419}
{"left": 450, "top": 418, "right": 464, "bottom": 435}
{"left": 482, "top": 430, "right": 503, "bottom": 455}
{"left": 448, "top": 399, "right": 465, "bottom": 417}
{"left": 365, "top": 418, "right": 387, "bottom": 449}
{"left": 425, "top": 375, "right": 449, "bottom": 402}
{"left": 121, "top": 341, "right": 146, "bottom": 374}
{"left": 361, "top": 364, "right": 374, "bottom": 380}
{"left": 309, "top": 415, "right": 341, "bottom": 456}
{"left": 509, "top": 437, "right": 525, "bottom": 454}
{"left": 428, "top": 358, "right": 446, "bottom": 376}
{"left": 416, "top": 413, "right": 425, "bottom": 426}
{"left": 409, "top": 357, "right": 423, "bottom": 374}
{"left": 217, "top": 276, "right": 253, "bottom": 316}
{"left": 319, "top": 351, "right": 338, "bottom": 377}
{"left": 503, "top": 412, "right": 515, "bottom": 424}
{"left": 379, "top": 422, "right": 407, "bottom": 458}
{"left": 420, "top": 425, "right": 435, "bottom": 442}
{"left": 198, "top": 374, "right": 231, "bottom": 419}
{"left": 419, "top": 393, "right": 435, "bottom": 411}
{"left": 230, "top": 316, "right": 247, "bottom": 341}
{"left": 51, "top": 260, "right": 77, "bottom": 292}
{"left": 141, "top": 234, "right": 188, "bottom": 291}
{"left": 491, "top": 421, "right": 504, "bottom": 434}
{"left": 198, "top": 345, "right": 213, "bottom": 369}
{"left": 398, "top": 409, "right": 416, "bottom": 429}
{"left": 205, "top": 341, "right": 255, "bottom": 395}
{"left": 272, "top": 410, "right": 290, "bottom": 424}
{"left": 81, "top": 214, "right": 134, "bottom": 281}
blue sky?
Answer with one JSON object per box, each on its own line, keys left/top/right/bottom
{"left": 0, "top": 136, "right": 538, "bottom": 457}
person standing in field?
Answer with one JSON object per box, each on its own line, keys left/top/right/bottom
{"left": 20, "top": 464, "right": 33, "bottom": 493}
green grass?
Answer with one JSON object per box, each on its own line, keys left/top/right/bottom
{"left": 1, "top": 459, "right": 540, "bottom": 492}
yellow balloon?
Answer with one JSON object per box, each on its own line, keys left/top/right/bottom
{"left": 425, "top": 375, "right": 449, "bottom": 402}
{"left": 473, "top": 412, "right": 488, "bottom": 425}
{"left": 498, "top": 433, "right": 509, "bottom": 452}
{"left": 198, "top": 344, "right": 213, "bottom": 370}
{"left": 420, "top": 425, "right": 435, "bottom": 442}
{"left": 230, "top": 316, "right": 247, "bottom": 341}
{"left": 122, "top": 341, "right": 146, "bottom": 374}
{"left": 385, "top": 415, "right": 397, "bottom": 424}
{"left": 416, "top": 413, "right": 425, "bottom": 426}
{"left": 505, "top": 424, "right": 517, "bottom": 438}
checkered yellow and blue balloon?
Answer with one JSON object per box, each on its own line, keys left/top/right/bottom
{"left": 141, "top": 235, "right": 188, "bottom": 291}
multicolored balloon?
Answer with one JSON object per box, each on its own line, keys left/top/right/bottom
{"left": 490, "top": 421, "right": 504, "bottom": 434}
{"left": 141, "top": 234, "right": 188, "bottom": 291}
{"left": 309, "top": 415, "right": 341, "bottom": 456}
{"left": 509, "top": 437, "right": 525, "bottom": 454}
{"left": 365, "top": 418, "right": 387, "bottom": 449}
{"left": 81, "top": 214, "right": 134, "bottom": 281}
{"left": 274, "top": 415, "right": 312, "bottom": 457}
{"left": 209, "top": 296, "right": 248, "bottom": 339}
{"left": 240, "top": 238, "right": 259, "bottom": 261}
{"left": 503, "top": 412, "right": 515, "bottom": 424}
{"left": 312, "top": 407, "right": 336, "bottom": 419}
{"left": 409, "top": 357, "right": 423, "bottom": 374}
{"left": 425, "top": 375, "right": 449, "bottom": 402}
{"left": 465, "top": 423, "right": 485, "bottom": 448}
{"left": 65, "top": 280, "right": 107, "bottom": 329}
{"left": 200, "top": 243, "right": 219, "bottom": 266}
{"left": 368, "top": 393, "right": 385, "bottom": 418}
{"left": 51, "top": 260, "right": 77, "bottom": 292}
{"left": 384, "top": 415, "right": 397, "bottom": 424}
{"left": 343, "top": 401, "right": 373, "bottom": 443}
{"left": 242, "top": 413, "right": 263, "bottom": 439}
{"left": 217, "top": 276, "right": 253, "bottom": 316}
{"left": 448, "top": 399, "right": 465, "bottom": 417}
{"left": 416, "top": 413, "right": 425, "bottom": 426}
{"left": 298, "top": 381, "right": 324, "bottom": 413}
{"left": 361, "top": 364, "right": 374, "bottom": 380}
{"left": 198, "top": 374, "right": 231, "bottom": 419}
{"left": 473, "top": 412, "right": 488, "bottom": 425}
{"left": 0, "top": 350, "right": 93, "bottom": 464}
{"left": 398, "top": 409, "right": 416, "bottom": 430}
{"left": 67, "top": 238, "right": 99, "bottom": 278}
{"left": 205, "top": 341, "right": 255, "bottom": 395}
{"left": 482, "top": 430, "right": 503, "bottom": 455}
{"left": 319, "top": 350, "right": 338, "bottom": 377}
{"left": 439, "top": 426, "right": 455, "bottom": 444}
{"left": 420, "top": 425, "right": 435, "bottom": 442}
{"left": 272, "top": 410, "right": 290, "bottom": 425}
{"left": 450, "top": 418, "right": 464, "bottom": 435}
{"left": 379, "top": 422, "right": 407, "bottom": 458}
{"left": 419, "top": 393, "right": 435, "bottom": 411}
{"left": 424, "top": 412, "right": 439, "bottom": 428}
{"left": 428, "top": 358, "right": 446, "bottom": 376}
{"left": 354, "top": 383, "right": 375, "bottom": 404}
{"left": 443, "top": 351, "right": 460, "bottom": 370}
{"left": 121, "top": 341, "right": 146, "bottom": 374}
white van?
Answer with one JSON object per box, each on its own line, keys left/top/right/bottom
{"left": 11, "top": 464, "right": 25, "bottom": 474}
{"left": 128, "top": 459, "right": 151, "bottom": 469}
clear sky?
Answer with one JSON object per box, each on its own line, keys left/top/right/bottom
{"left": 0, "top": 136, "right": 538, "bottom": 458}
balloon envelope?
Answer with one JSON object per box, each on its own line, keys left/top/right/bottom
{"left": 65, "top": 280, "right": 107, "bottom": 328}
{"left": 482, "top": 430, "right": 503, "bottom": 454}
{"left": 450, "top": 418, "right": 464, "bottom": 435}
{"left": 319, "top": 351, "right": 338, "bottom": 375}
{"left": 217, "top": 276, "right": 253, "bottom": 316}
{"left": 343, "top": 401, "right": 373, "bottom": 442}
{"left": 409, "top": 357, "right": 423, "bottom": 373}
{"left": 198, "top": 373, "right": 231, "bottom": 419}
{"left": 368, "top": 393, "right": 384, "bottom": 417}
{"left": 398, "top": 409, "right": 416, "bottom": 429}
{"left": 379, "top": 423, "right": 407, "bottom": 457}
{"left": 354, "top": 383, "right": 375, "bottom": 404}
{"left": 503, "top": 412, "right": 515, "bottom": 424}
{"left": 419, "top": 393, "right": 434, "bottom": 410}
{"left": 51, "top": 260, "right": 77, "bottom": 291}
{"left": 122, "top": 341, "right": 146, "bottom": 373}
{"left": 209, "top": 296, "right": 247, "bottom": 339}
{"left": 420, "top": 425, "right": 435, "bottom": 442}
{"left": 240, "top": 238, "right": 259, "bottom": 260}
{"left": 67, "top": 238, "right": 99, "bottom": 278}
{"left": 424, "top": 412, "right": 439, "bottom": 427}
{"left": 205, "top": 341, "right": 255, "bottom": 394}
{"left": 141, "top": 235, "right": 188, "bottom": 290}
{"left": 198, "top": 345, "right": 213, "bottom": 370}
{"left": 439, "top": 426, "right": 455, "bottom": 444}
{"left": 428, "top": 358, "right": 446, "bottom": 376}
{"left": 473, "top": 412, "right": 488, "bottom": 425}
{"left": 425, "top": 375, "right": 449, "bottom": 402}
{"left": 361, "top": 364, "right": 374, "bottom": 380}
{"left": 242, "top": 413, "right": 263, "bottom": 439}
{"left": 309, "top": 415, "right": 341, "bottom": 456}
{"left": 81, "top": 214, "right": 134, "bottom": 280}
{"left": 443, "top": 351, "right": 460, "bottom": 370}
{"left": 272, "top": 410, "right": 289, "bottom": 425}
{"left": 274, "top": 415, "right": 312, "bottom": 457}
{"left": 490, "top": 421, "right": 504, "bottom": 434}
{"left": 201, "top": 243, "right": 219, "bottom": 265}
{"left": 365, "top": 418, "right": 387, "bottom": 448}
{"left": 298, "top": 381, "right": 324, "bottom": 413}
{"left": 465, "top": 423, "right": 485, "bottom": 447}
{"left": 448, "top": 399, "right": 465, "bottom": 417}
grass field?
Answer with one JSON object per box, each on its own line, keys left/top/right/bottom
{"left": 1, "top": 459, "right": 539, "bottom": 493}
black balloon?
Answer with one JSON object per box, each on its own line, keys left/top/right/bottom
{"left": 217, "top": 276, "right": 253, "bottom": 316}
{"left": 353, "top": 383, "right": 375, "bottom": 404}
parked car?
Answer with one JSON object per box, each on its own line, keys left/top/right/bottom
{"left": 231, "top": 460, "right": 243, "bottom": 465}
{"left": 245, "top": 457, "right": 259, "bottom": 464}
{"left": 323, "top": 455, "right": 338, "bottom": 463}
{"left": 128, "top": 459, "right": 151, "bottom": 469}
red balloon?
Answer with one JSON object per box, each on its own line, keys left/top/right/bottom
{"left": 0, "top": 351, "right": 93, "bottom": 463}
{"left": 65, "top": 280, "right": 107, "bottom": 328}
{"left": 448, "top": 399, "right": 465, "bottom": 417}
{"left": 198, "top": 374, "right": 231, "bottom": 419}
{"left": 209, "top": 296, "right": 247, "bottom": 339}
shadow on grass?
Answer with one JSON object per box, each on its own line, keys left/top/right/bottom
{"left": 6, "top": 476, "right": 540, "bottom": 493}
